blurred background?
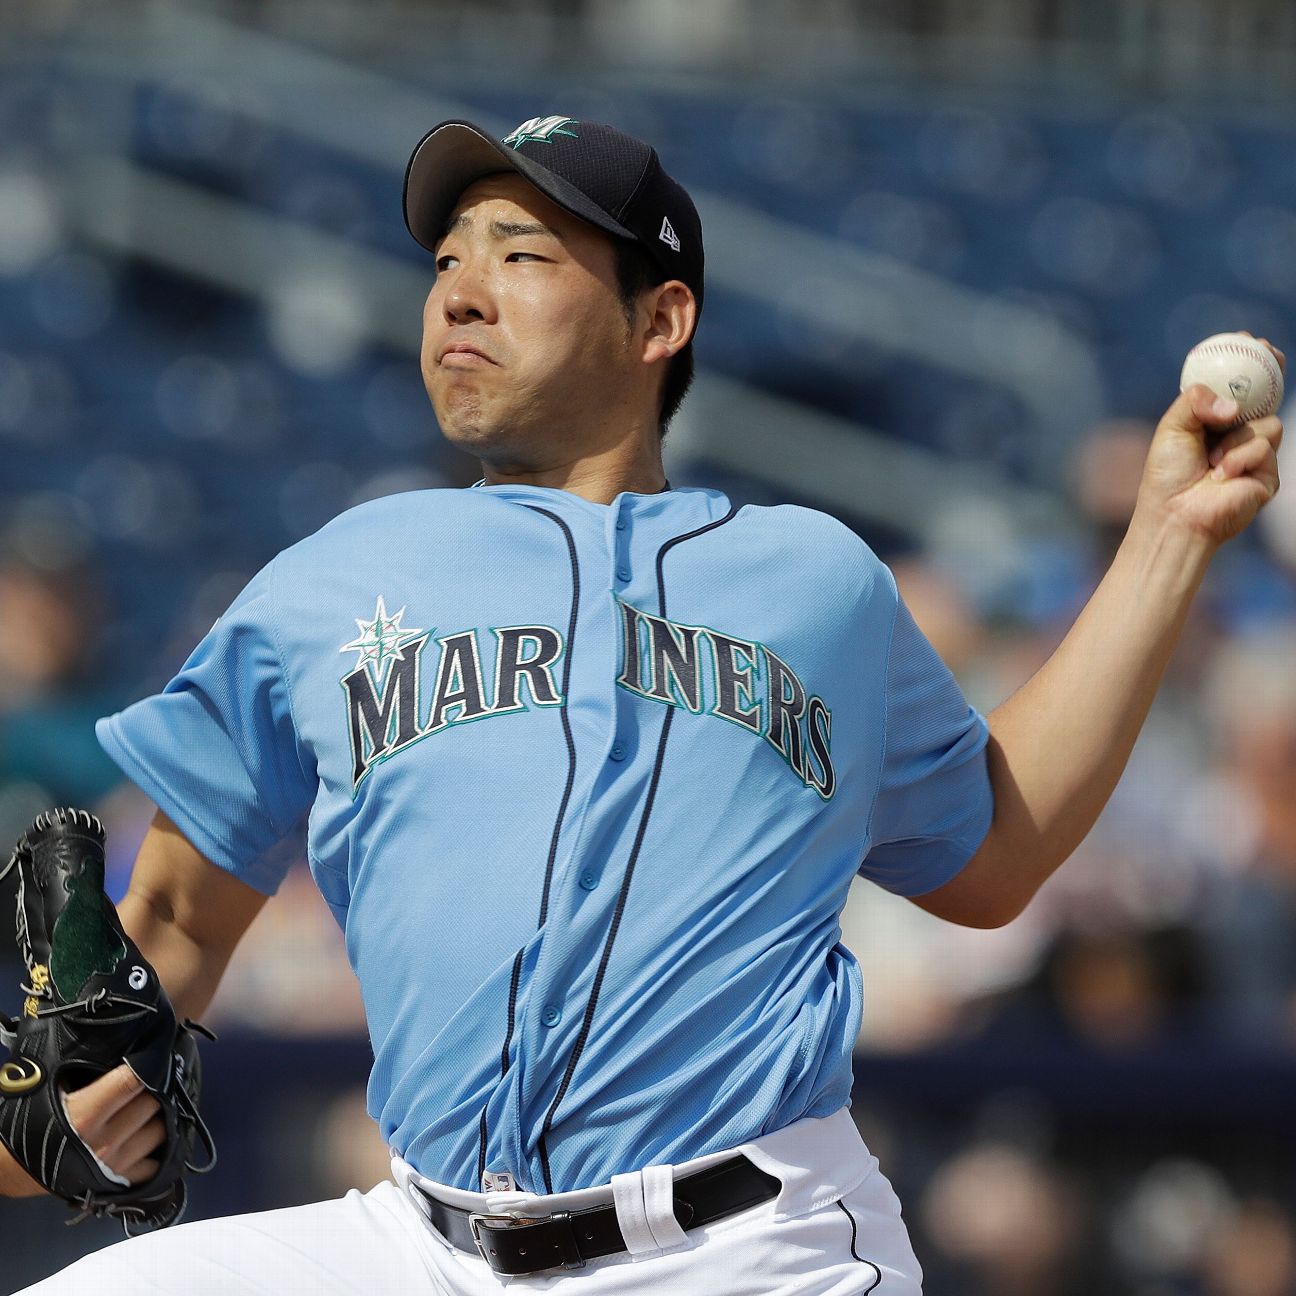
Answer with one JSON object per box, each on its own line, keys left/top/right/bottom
{"left": 5, "top": 1, "right": 1296, "bottom": 1291}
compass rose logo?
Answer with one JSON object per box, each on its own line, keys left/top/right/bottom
{"left": 339, "top": 596, "right": 426, "bottom": 682}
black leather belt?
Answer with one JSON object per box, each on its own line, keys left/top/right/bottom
{"left": 415, "top": 1155, "right": 781, "bottom": 1276}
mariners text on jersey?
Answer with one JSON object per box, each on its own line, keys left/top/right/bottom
{"left": 342, "top": 595, "right": 835, "bottom": 799}
{"left": 96, "top": 483, "right": 992, "bottom": 1196}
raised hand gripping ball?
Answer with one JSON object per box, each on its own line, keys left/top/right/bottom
{"left": 1180, "top": 332, "right": 1284, "bottom": 426}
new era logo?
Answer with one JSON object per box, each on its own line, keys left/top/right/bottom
{"left": 659, "top": 216, "right": 681, "bottom": 253}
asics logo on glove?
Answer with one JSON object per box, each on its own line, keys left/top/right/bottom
{"left": 0, "top": 1058, "right": 43, "bottom": 1095}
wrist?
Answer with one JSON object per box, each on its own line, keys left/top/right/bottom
{"left": 1130, "top": 489, "right": 1218, "bottom": 557}
{"left": 1122, "top": 504, "right": 1218, "bottom": 592}
{"left": 0, "top": 1142, "right": 44, "bottom": 1198}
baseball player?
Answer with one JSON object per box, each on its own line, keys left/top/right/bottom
{"left": 1, "top": 116, "right": 1283, "bottom": 1294}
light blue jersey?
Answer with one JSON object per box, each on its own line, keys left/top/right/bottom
{"left": 97, "top": 483, "right": 992, "bottom": 1194}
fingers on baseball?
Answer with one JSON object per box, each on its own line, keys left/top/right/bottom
{"left": 1180, "top": 383, "right": 1241, "bottom": 430}
{"left": 1207, "top": 416, "right": 1284, "bottom": 467}
{"left": 1213, "top": 436, "right": 1280, "bottom": 499}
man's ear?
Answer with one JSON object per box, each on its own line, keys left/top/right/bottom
{"left": 640, "top": 281, "right": 696, "bottom": 364}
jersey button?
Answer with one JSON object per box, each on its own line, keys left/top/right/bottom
{"left": 609, "top": 742, "right": 627, "bottom": 761}
{"left": 615, "top": 518, "right": 627, "bottom": 531}
{"left": 579, "top": 870, "right": 599, "bottom": 891}
{"left": 541, "top": 1005, "right": 562, "bottom": 1028}
{"left": 616, "top": 566, "right": 631, "bottom": 582}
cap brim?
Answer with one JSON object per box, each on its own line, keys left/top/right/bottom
{"left": 403, "top": 121, "right": 637, "bottom": 253}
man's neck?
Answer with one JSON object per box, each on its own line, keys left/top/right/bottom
{"left": 480, "top": 439, "right": 668, "bottom": 505}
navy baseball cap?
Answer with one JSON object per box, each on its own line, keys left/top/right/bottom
{"left": 403, "top": 115, "right": 704, "bottom": 313}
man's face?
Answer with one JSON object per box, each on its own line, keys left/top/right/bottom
{"left": 421, "top": 173, "right": 639, "bottom": 468}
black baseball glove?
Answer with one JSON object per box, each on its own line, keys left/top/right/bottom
{"left": 0, "top": 808, "right": 216, "bottom": 1233}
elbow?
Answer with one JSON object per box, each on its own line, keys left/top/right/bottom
{"left": 909, "top": 880, "right": 1032, "bottom": 929}
{"left": 961, "top": 893, "right": 1031, "bottom": 930}
{"left": 907, "top": 831, "right": 1042, "bottom": 929}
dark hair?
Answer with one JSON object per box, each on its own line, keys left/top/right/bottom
{"left": 612, "top": 241, "right": 696, "bottom": 438}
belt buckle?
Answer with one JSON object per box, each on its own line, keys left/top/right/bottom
{"left": 468, "top": 1211, "right": 586, "bottom": 1275}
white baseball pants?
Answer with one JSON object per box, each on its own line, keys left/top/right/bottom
{"left": 15, "top": 1108, "right": 923, "bottom": 1294}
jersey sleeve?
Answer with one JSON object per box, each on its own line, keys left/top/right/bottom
{"left": 95, "top": 558, "right": 314, "bottom": 895}
{"left": 859, "top": 578, "right": 993, "bottom": 897}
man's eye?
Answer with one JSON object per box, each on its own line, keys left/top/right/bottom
{"left": 506, "top": 251, "right": 543, "bottom": 262}
{"left": 435, "top": 255, "right": 458, "bottom": 273}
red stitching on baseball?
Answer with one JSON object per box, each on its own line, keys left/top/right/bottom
{"left": 1192, "top": 342, "right": 1280, "bottom": 409}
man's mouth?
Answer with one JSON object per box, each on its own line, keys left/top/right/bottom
{"left": 440, "top": 342, "right": 495, "bottom": 366}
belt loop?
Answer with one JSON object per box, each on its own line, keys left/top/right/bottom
{"left": 392, "top": 1156, "right": 432, "bottom": 1223}
{"left": 643, "top": 1164, "right": 689, "bottom": 1250}
{"left": 611, "top": 1170, "right": 657, "bottom": 1255}
{"left": 483, "top": 1189, "right": 532, "bottom": 1215}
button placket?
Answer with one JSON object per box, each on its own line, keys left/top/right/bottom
{"left": 608, "top": 499, "right": 633, "bottom": 767}
{"left": 613, "top": 498, "right": 632, "bottom": 586}
{"left": 508, "top": 501, "right": 608, "bottom": 1174}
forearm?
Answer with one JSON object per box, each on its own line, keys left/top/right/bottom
{"left": 914, "top": 374, "right": 1282, "bottom": 929}
{"left": 981, "top": 512, "right": 1215, "bottom": 900}
{"left": 116, "top": 891, "right": 231, "bottom": 1024}
{"left": 110, "top": 811, "right": 267, "bottom": 1024}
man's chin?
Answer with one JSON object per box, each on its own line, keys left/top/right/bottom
{"left": 432, "top": 396, "right": 493, "bottom": 453}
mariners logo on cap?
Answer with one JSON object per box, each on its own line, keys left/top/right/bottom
{"left": 502, "top": 116, "right": 579, "bottom": 150}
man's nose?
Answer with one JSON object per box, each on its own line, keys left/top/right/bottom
{"left": 442, "top": 268, "right": 494, "bottom": 323}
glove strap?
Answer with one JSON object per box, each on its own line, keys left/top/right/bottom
{"left": 174, "top": 1079, "right": 218, "bottom": 1175}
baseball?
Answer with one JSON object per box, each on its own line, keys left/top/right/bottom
{"left": 1180, "top": 332, "right": 1284, "bottom": 424}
